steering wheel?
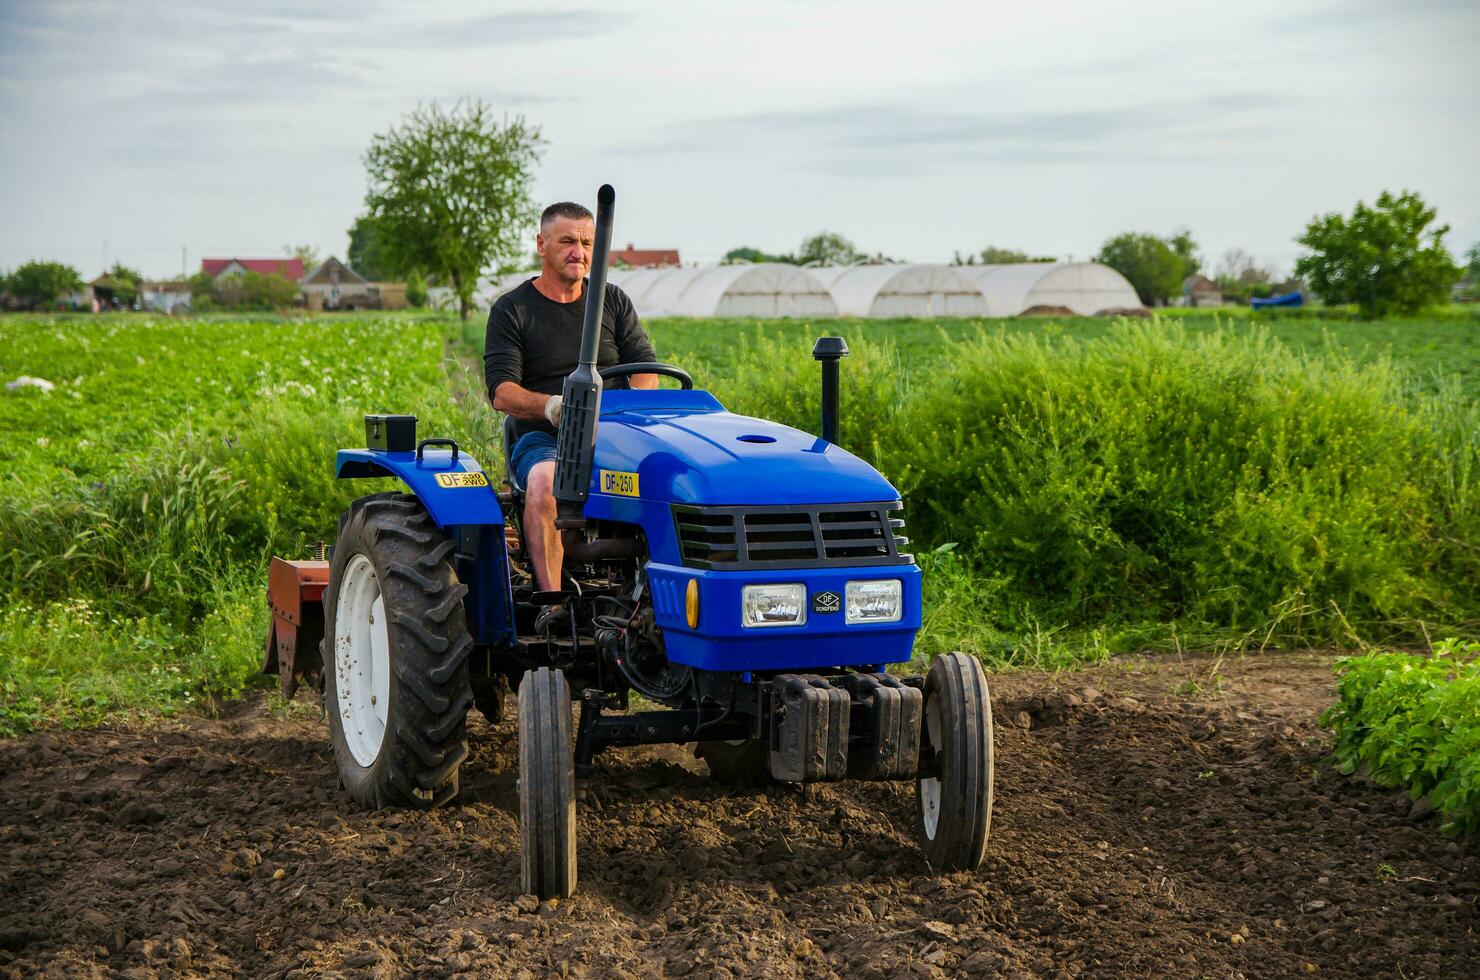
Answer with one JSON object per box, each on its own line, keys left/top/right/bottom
{"left": 601, "top": 362, "right": 693, "bottom": 390}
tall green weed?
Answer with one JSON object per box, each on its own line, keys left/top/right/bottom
{"left": 881, "top": 322, "right": 1478, "bottom": 646}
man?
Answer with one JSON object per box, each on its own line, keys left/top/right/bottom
{"left": 484, "top": 201, "right": 657, "bottom": 626}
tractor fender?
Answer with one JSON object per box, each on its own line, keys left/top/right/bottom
{"left": 335, "top": 448, "right": 505, "bottom": 529}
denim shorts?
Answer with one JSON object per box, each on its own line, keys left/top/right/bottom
{"left": 509, "top": 431, "right": 558, "bottom": 489}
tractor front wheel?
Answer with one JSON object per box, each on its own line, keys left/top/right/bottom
{"left": 323, "top": 493, "right": 474, "bottom": 809}
{"left": 915, "top": 652, "right": 994, "bottom": 870}
{"left": 518, "top": 666, "right": 577, "bottom": 899}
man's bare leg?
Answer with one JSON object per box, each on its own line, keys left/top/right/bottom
{"left": 523, "top": 460, "right": 563, "bottom": 593}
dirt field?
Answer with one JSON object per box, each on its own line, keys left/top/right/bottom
{"left": 2, "top": 652, "right": 1476, "bottom": 978}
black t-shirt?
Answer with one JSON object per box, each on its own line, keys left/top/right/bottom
{"left": 484, "top": 278, "right": 657, "bottom": 440}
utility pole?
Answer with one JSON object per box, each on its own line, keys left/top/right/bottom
{"left": 181, "top": 246, "right": 186, "bottom": 280}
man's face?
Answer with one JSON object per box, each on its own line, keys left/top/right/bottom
{"left": 538, "top": 215, "right": 595, "bottom": 285}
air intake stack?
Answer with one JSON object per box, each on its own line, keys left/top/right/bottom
{"left": 553, "top": 183, "right": 616, "bottom": 530}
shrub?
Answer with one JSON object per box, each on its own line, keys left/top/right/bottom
{"left": 882, "top": 321, "right": 1479, "bottom": 645}
{"left": 1322, "top": 640, "right": 1480, "bottom": 836}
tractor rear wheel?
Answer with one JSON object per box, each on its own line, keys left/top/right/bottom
{"left": 915, "top": 652, "right": 993, "bottom": 870}
{"left": 323, "top": 493, "right": 473, "bottom": 809}
{"left": 518, "top": 666, "right": 577, "bottom": 899}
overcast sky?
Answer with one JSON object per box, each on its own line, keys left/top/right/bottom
{"left": 2, "top": 0, "right": 1477, "bottom": 280}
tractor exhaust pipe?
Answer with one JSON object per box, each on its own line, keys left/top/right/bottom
{"left": 553, "top": 183, "right": 616, "bottom": 530}
{"left": 812, "top": 336, "right": 849, "bottom": 445}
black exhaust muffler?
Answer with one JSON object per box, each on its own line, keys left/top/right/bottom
{"left": 553, "top": 183, "right": 616, "bottom": 530}
{"left": 812, "top": 336, "right": 849, "bottom": 446}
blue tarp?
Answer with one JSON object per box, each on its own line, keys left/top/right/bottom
{"left": 1251, "top": 291, "right": 1304, "bottom": 309}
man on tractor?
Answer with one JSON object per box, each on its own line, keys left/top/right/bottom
{"left": 484, "top": 201, "right": 658, "bottom": 630}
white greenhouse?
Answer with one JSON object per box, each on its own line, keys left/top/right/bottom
{"left": 820, "top": 265, "right": 989, "bottom": 317}
{"left": 956, "top": 262, "right": 1141, "bottom": 316}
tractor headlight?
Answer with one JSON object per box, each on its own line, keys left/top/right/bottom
{"left": 741, "top": 583, "right": 807, "bottom": 628}
{"left": 846, "top": 579, "right": 903, "bottom": 624}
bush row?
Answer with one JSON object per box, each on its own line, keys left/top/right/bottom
{"left": 718, "top": 322, "right": 1478, "bottom": 652}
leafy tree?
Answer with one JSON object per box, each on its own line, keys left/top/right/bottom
{"left": 1167, "top": 228, "right": 1201, "bottom": 279}
{"left": 1095, "top": 233, "right": 1185, "bottom": 306}
{"left": 1294, "top": 190, "right": 1460, "bottom": 317}
{"left": 1462, "top": 242, "right": 1480, "bottom": 286}
{"left": 346, "top": 215, "right": 400, "bottom": 281}
{"left": 797, "top": 231, "right": 863, "bottom": 266}
{"left": 188, "top": 270, "right": 299, "bottom": 311}
{"left": 404, "top": 269, "right": 427, "bottom": 308}
{"left": 7, "top": 260, "right": 82, "bottom": 310}
{"left": 284, "top": 244, "right": 320, "bottom": 273}
{"left": 95, "top": 261, "right": 144, "bottom": 307}
{"left": 1213, "top": 248, "right": 1276, "bottom": 304}
{"left": 362, "top": 100, "right": 544, "bottom": 320}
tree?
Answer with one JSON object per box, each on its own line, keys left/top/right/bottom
{"left": 1459, "top": 243, "right": 1480, "bottom": 301}
{"left": 362, "top": 100, "right": 544, "bottom": 320}
{"left": 954, "top": 246, "right": 1055, "bottom": 265}
{"left": 284, "top": 244, "right": 320, "bottom": 273}
{"left": 1167, "top": 228, "right": 1201, "bottom": 279}
{"left": 722, "top": 245, "right": 796, "bottom": 265}
{"left": 7, "top": 260, "right": 82, "bottom": 310}
{"left": 1212, "top": 248, "right": 1276, "bottom": 304}
{"left": 188, "top": 270, "right": 298, "bottom": 311}
{"left": 1294, "top": 190, "right": 1460, "bottom": 317}
{"left": 346, "top": 214, "right": 401, "bottom": 281}
{"left": 796, "top": 231, "right": 863, "bottom": 266}
{"left": 404, "top": 269, "right": 427, "bottom": 308}
{"left": 1095, "top": 233, "right": 1185, "bottom": 306}
{"left": 95, "top": 261, "right": 144, "bottom": 307}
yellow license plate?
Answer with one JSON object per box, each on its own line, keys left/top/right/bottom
{"left": 599, "top": 469, "right": 640, "bottom": 497}
{"left": 434, "top": 471, "right": 489, "bottom": 489}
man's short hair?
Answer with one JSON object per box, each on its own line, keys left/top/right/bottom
{"left": 541, "top": 201, "right": 594, "bottom": 228}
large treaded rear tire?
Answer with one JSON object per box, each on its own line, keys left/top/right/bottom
{"left": 519, "top": 667, "right": 577, "bottom": 899}
{"left": 915, "top": 652, "right": 994, "bottom": 870}
{"left": 323, "top": 493, "right": 473, "bottom": 809}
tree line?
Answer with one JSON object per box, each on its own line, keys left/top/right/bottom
{"left": 5, "top": 100, "right": 1477, "bottom": 319}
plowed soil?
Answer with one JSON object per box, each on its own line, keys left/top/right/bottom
{"left": 2, "top": 652, "right": 1476, "bottom": 978}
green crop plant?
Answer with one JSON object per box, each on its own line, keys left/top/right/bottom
{"left": 1322, "top": 640, "right": 1480, "bottom": 836}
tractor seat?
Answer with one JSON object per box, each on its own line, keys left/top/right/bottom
{"left": 502, "top": 415, "right": 525, "bottom": 494}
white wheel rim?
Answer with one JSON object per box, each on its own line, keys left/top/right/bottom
{"left": 335, "top": 554, "right": 391, "bottom": 768}
{"left": 920, "top": 695, "right": 942, "bottom": 840}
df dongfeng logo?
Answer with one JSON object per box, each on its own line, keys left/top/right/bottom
{"left": 812, "top": 590, "right": 841, "bottom": 614}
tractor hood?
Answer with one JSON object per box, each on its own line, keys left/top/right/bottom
{"left": 592, "top": 389, "right": 899, "bottom": 506}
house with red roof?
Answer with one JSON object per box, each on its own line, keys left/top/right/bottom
{"left": 200, "top": 257, "right": 306, "bottom": 281}
{"left": 609, "top": 244, "right": 680, "bottom": 269}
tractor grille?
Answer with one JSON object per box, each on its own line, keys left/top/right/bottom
{"left": 672, "top": 503, "right": 909, "bottom": 570}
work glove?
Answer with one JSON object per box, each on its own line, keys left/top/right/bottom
{"left": 544, "top": 394, "right": 563, "bottom": 428}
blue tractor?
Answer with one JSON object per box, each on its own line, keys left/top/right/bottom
{"left": 264, "top": 186, "right": 995, "bottom": 899}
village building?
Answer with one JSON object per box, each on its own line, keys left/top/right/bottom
{"left": 1181, "top": 274, "right": 1225, "bottom": 308}
{"left": 200, "top": 257, "right": 306, "bottom": 281}
{"left": 301, "top": 256, "right": 372, "bottom": 310}
{"left": 140, "top": 281, "right": 191, "bottom": 313}
{"left": 609, "top": 244, "right": 681, "bottom": 269}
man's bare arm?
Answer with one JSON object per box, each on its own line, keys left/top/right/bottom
{"left": 630, "top": 373, "right": 658, "bottom": 389}
{"left": 492, "top": 381, "right": 556, "bottom": 419}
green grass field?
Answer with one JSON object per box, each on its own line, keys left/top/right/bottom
{"left": 2, "top": 308, "right": 1476, "bottom": 734}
